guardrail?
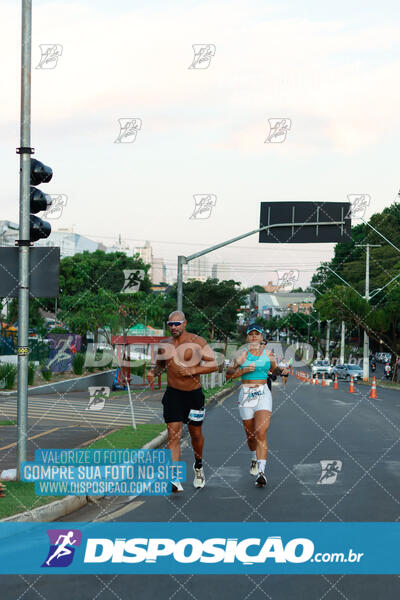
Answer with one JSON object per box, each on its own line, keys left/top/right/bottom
{"left": 200, "top": 372, "right": 226, "bottom": 389}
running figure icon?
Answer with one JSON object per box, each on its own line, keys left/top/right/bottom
{"left": 45, "top": 531, "right": 77, "bottom": 566}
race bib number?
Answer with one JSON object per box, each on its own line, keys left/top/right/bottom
{"left": 188, "top": 408, "right": 205, "bottom": 422}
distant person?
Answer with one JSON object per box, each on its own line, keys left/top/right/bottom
{"left": 147, "top": 311, "right": 218, "bottom": 492}
{"left": 278, "top": 357, "right": 289, "bottom": 388}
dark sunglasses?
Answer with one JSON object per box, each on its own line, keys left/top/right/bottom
{"left": 167, "top": 320, "right": 184, "bottom": 327}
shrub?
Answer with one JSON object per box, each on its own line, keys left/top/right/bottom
{"left": 40, "top": 362, "right": 52, "bottom": 381}
{"left": 73, "top": 352, "right": 85, "bottom": 375}
{"left": 0, "top": 363, "right": 17, "bottom": 389}
{"left": 28, "top": 362, "right": 36, "bottom": 386}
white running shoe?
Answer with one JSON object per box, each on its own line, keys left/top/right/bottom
{"left": 193, "top": 464, "right": 206, "bottom": 489}
{"left": 255, "top": 471, "right": 267, "bottom": 487}
{"left": 171, "top": 480, "right": 183, "bottom": 493}
{"left": 250, "top": 460, "right": 258, "bottom": 476}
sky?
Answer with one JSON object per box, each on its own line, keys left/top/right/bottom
{"left": 1, "top": 0, "right": 400, "bottom": 289}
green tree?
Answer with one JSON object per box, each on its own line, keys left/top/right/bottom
{"left": 59, "top": 250, "right": 151, "bottom": 296}
{"left": 166, "top": 278, "right": 247, "bottom": 343}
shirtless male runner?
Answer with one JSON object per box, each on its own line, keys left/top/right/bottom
{"left": 147, "top": 311, "right": 218, "bottom": 492}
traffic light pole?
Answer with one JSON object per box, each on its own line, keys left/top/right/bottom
{"left": 16, "top": 0, "right": 32, "bottom": 476}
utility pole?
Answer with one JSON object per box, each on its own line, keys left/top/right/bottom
{"left": 16, "top": 0, "right": 32, "bottom": 476}
{"left": 355, "top": 243, "right": 381, "bottom": 381}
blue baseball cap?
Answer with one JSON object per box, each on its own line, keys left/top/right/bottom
{"left": 246, "top": 324, "right": 263, "bottom": 335}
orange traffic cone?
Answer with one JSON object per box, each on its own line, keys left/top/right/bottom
{"left": 321, "top": 373, "right": 326, "bottom": 387}
{"left": 315, "top": 373, "right": 319, "bottom": 385}
{"left": 369, "top": 376, "right": 378, "bottom": 399}
{"left": 333, "top": 373, "right": 339, "bottom": 390}
{"left": 349, "top": 375, "right": 355, "bottom": 393}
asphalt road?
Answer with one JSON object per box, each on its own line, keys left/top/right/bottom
{"left": 1, "top": 374, "right": 400, "bottom": 598}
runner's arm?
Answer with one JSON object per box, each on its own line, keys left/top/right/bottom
{"left": 146, "top": 344, "right": 167, "bottom": 382}
{"left": 226, "top": 350, "right": 254, "bottom": 379}
{"left": 194, "top": 342, "right": 219, "bottom": 375}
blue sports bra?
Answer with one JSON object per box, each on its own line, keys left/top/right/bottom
{"left": 240, "top": 348, "right": 271, "bottom": 381}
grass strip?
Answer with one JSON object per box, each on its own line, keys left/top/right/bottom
{"left": 204, "top": 379, "right": 235, "bottom": 401}
{"left": 87, "top": 423, "right": 166, "bottom": 450}
{"left": 0, "top": 423, "right": 166, "bottom": 519}
{"left": 0, "top": 481, "right": 60, "bottom": 520}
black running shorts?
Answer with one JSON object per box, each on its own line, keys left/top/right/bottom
{"left": 162, "top": 386, "right": 205, "bottom": 426}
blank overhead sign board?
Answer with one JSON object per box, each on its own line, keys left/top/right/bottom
{"left": 259, "top": 202, "right": 351, "bottom": 244}
{"left": 0, "top": 247, "right": 60, "bottom": 298}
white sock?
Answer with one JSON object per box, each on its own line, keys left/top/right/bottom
{"left": 257, "top": 459, "right": 266, "bottom": 473}
{"left": 251, "top": 451, "right": 257, "bottom": 460}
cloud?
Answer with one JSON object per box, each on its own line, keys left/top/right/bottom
{"left": 2, "top": 2, "right": 400, "bottom": 154}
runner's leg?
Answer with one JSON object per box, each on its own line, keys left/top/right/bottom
{"left": 254, "top": 409, "right": 271, "bottom": 486}
{"left": 188, "top": 423, "right": 204, "bottom": 461}
{"left": 167, "top": 421, "right": 183, "bottom": 462}
{"left": 242, "top": 418, "right": 256, "bottom": 452}
{"left": 242, "top": 418, "right": 258, "bottom": 475}
{"left": 254, "top": 409, "right": 271, "bottom": 460}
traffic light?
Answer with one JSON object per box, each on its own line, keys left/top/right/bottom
{"left": 30, "top": 158, "right": 53, "bottom": 242}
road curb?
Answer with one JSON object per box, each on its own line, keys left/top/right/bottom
{"left": 0, "top": 383, "right": 237, "bottom": 522}
{"left": 1, "top": 494, "right": 88, "bottom": 523}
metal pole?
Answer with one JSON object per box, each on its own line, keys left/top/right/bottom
{"left": 17, "top": 0, "right": 32, "bottom": 477}
{"left": 325, "top": 320, "right": 331, "bottom": 359}
{"left": 177, "top": 255, "right": 185, "bottom": 312}
{"left": 340, "top": 321, "right": 345, "bottom": 364}
{"left": 363, "top": 245, "right": 370, "bottom": 382}
{"left": 355, "top": 243, "right": 380, "bottom": 382}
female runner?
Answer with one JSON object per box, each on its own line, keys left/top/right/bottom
{"left": 226, "top": 324, "right": 287, "bottom": 487}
